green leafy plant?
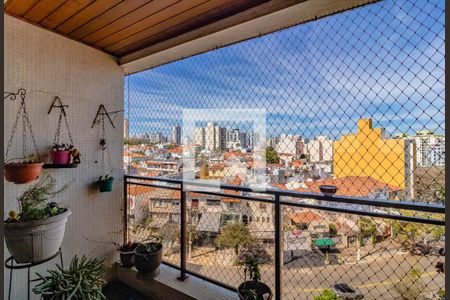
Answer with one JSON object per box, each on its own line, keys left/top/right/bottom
{"left": 139, "top": 242, "right": 162, "bottom": 254}
{"left": 52, "top": 143, "right": 74, "bottom": 151}
{"left": 5, "top": 175, "right": 67, "bottom": 223}
{"left": 216, "top": 222, "right": 254, "bottom": 255}
{"left": 314, "top": 289, "right": 340, "bottom": 300}
{"left": 329, "top": 224, "right": 338, "bottom": 235}
{"left": 265, "top": 146, "right": 280, "bottom": 164}
{"left": 6, "top": 153, "right": 40, "bottom": 165}
{"left": 33, "top": 255, "right": 106, "bottom": 300}
{"left": 99, "top": 174, "right": 114, "bottom": 181}
{"left": 235, "top": 244, "right": 271, "bottom": 282}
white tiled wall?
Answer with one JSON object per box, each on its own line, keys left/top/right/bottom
{"left": 4, "top": 14, "right": 124, "bottom": 299}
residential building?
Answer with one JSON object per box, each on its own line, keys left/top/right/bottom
{"left": 215, "top": 125, "right": 226, "bottom": 150}
{"left": 268, "top": 136, "right": 280, "bottom": 148}
{"left": 333, "top": 119, "right": 415, "bottom": 198}
{"left": 306, "top": 135, "right": 333, "bottom": 163}
{"left": 276, "top": 134, "right": 304, "bottom": 160}
{"left": 205, "top": 122, "right": 226, "bottom": 151}
{"left": 426, "top": 139, "right": 445, "bottom": 166}
{"left": 172, "top": 125, "right": 181, "bottom": 145}
{"left": 148, "top": 132, "right": 163, "bottom": 143}
{"left": 195, "top": 127, "right": 206, "bottom": 148}
{"left": 414, "top": 130, "right": 445, "bottom": 167}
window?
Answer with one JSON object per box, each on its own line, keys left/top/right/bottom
{"left": 206, "top": 199, "right": 220, "bottom": 206}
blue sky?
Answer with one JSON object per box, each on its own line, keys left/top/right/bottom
{"left": 125, "top": 0, "right": 444, "bottom": 140}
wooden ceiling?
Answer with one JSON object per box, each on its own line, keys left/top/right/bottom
{"left": 4, "top": 0, "right": 270, "bottom": 57}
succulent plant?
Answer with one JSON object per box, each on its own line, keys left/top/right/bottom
{"left": 33, "top": 255, "right": 106, "bottom": 300}
{"left": 5, "top": 175, "right": 67, "bottom": 223}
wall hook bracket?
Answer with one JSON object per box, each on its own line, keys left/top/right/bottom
{"left": 48, "top": 96, "right": 69, "bottom": 116}
{"left": 91, "top": 104, "right": 123, "bottom": 129}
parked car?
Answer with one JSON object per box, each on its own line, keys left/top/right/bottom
{"left": 410, "top": 243, "right": 431, "bottom": 256}
{"left": 332, "top": 283, "right": 363, "bottom": 300}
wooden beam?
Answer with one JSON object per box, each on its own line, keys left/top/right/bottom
{"left": 120, "top": 0, "right": 379, "bottom": 74}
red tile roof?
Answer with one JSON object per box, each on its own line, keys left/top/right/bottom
{"left": 127, "top": 186, "right": 155, "bottom": 196}
{"left": 289, "top": 210, "right": 323, "bottom": 223}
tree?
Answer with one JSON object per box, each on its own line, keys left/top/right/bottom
{"left": 313, "top": 289, "right": 340, "bottom": 300}
{"left": 390, "top": 211, "right": 444, "bottom": 246}
{"left": 200, "top": 163, "right": 209, "bottom": 179}
{"left": 329, "top": 224, "right": 338, "bottom": 235}
{"left": 265, "top": 146, "right": 280, "bottom": 164}
{"left": 359, "top": 217, "right": 377, "bottom": 239}
{"left": 160, "top": 222, "right": 179, "bottom": 251}
{"left": 215, "top": 222, "right": 254, "bottom": 255}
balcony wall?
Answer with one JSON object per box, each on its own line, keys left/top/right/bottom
{"left": 4, "top": 14, "right": 124, "bottom": 299}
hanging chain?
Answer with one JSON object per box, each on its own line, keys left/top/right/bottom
{"left": 101, "top": 116, "right": 106, "bottom": 175}
{"left": 64, "top": 112, "right": 75, "bottom": 146}
{"left": 4, "top": 89, "right": 40, "bottom": 161}
{"left": 53, "top": 112, "right": 63, "bottom": 145}
{"left": 21, "top": 95, "right": 41, "bottom": 159}
{"left": 22, "top": 102, "right": 26, "bottom": 157}
{"left": 4, "top": 101, "right": 22, "bottom": 160}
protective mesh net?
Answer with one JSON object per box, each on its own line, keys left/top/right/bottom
{"left": 124, "top": 0, "right": 445, "bottom": 298}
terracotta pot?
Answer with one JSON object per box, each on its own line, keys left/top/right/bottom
{"left": 4, "top": 162, "right": 44, "bottom": 184}
{"left": 50, "top": 150, "right": 71, "bottom": 164}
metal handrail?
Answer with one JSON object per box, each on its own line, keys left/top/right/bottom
{"left": 125, "top": 175, "right": 445, "bottom": 215}
{"left": 124, "top": 174, "right": 445, "bottom": 300}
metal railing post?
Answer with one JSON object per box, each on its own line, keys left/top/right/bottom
{"left": 123, "top": 175, "right": 128, "bottom": 244}
{"left": 178, "top": 181, "right": 188, "bottom": 281}
{"left": 274, "top": 194, "right": 282, "bottom": 300}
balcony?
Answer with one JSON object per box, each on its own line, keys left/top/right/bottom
{"left": 125, "top": 175, "right": 445, "bottom": 299}
{"left": 3, "top": 0, "right": 445, "bottom": 299}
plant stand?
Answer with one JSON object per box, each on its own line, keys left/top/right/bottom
{"left": 5, "top": 248, "right": 63, "bottom": 300}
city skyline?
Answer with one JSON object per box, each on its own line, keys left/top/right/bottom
{"left": 125, "top": 0, "right": 444, "bottom": 140}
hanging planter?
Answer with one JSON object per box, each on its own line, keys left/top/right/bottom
{"left": 5, "top": 158, "right": 44, "bottom": 184}
{"left": 50, "top": 144, "right": 72, "bottom": 164}
{"left": 98, "top": 175, "right": 114, "bottom": 193}
{"left": 92, "top": 105, "right": 122, "bottom": 193}
{"left": 4, "top": 88, "right": 43, "bottom": 184}
{"left": 46, "top": 96, "right": 81, "bottom": 167}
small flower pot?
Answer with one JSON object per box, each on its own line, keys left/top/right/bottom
{"left": 4, "top": 162, "right": 44, "bottom": 184}
{"left": 238, "top": 281, "right": 272, "bottom": 300}
{"left": 134, "top": 243, "right": 163, "bottom": 276}
{"left": 49, "top": 150, "right": 71, "bottom": 164}
{"left": 118, "top": 242, "right": 139, "bottom": 268}
{"left": 98, "top": 177, "right": 114, "bottom": 193}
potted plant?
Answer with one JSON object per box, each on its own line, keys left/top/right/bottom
{"left": 33, "top": 255, "right": 106, "bottom": 300}
{"left": 4, "top": 175, "right": 71, "bottom": 263}
{"left": 118, "top": 241, "right": 139, "bottom": 268}
{"left": 4, "top": 154, "right": 44, "bottom": 184}
{"left": 98, "top": 174, "right": 114, "bottom": 192}
{"left": 134, "top": 241, "right": 163, "bottom": 276}
{"left": 235, "top": 244, "right": 272, "bottom": 300}
{"left": 49, "top": 143, "right": 73, "bottom": 165}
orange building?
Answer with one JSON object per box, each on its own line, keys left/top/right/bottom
{"left": 333, "top": 119, "right": 415, "bottom": 198}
